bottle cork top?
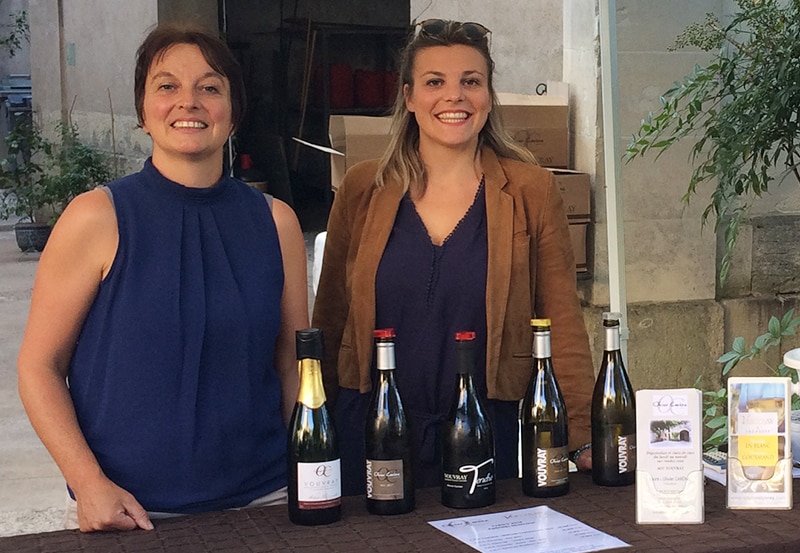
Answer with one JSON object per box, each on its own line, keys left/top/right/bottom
{"left": 296, "top": 328, "right": 323, "bottom": 359}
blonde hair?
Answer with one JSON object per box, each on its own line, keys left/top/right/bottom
{"left": 376, "top": 20, "right": 536, "bottom": 195}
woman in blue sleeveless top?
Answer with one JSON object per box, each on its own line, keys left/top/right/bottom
{"left": 17, "top": 25, "right": 309, "bottom": 532}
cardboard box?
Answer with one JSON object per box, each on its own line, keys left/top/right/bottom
{"left": 291, "top": 115, "right": 393, "bottom": 193}
{"left": 569, "top": 222, "right": 588, "bottom": 274}
{"left": 496, "top": 82, "right": 570, "bottom": 168}
{"left": 327, "top": 115, "right": 392, "bottom": 192}
{"left": 299, "top": 82, "right": 570, "bottom": 190}
{"left": 549, "top": 169, "right": 591, "bottom": 223}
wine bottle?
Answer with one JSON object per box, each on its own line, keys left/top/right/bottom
{"left": 521, "top": 318, "right": 570, "bottom": 497}
{"left": 591, "top": 312, "right": 636, "bottom": 486}
{"left": 365, "top": 328, "right": 415, "bottom": 515}
{"left": 288, "top": 328, "right": 342, "bottom": 525}
{"left": 441, "top": 331, "right": 496, "bottom": 508}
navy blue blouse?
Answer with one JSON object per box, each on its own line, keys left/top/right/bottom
{"left": 68, "top": 160, "right": 287, "bottom": 513}
{"left": 335, "top": 181, "right": 520, "bottom": 494}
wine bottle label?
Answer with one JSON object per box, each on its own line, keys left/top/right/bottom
{"left": 296, "top": 460, "right": 342, "bottom": 509}
{"left": 535, "top": 446, "right": 569, "bottom": 487}
{"left": 365, "top": 459, "right": 404, "bottom": 500}
{"left": 443, "top": 458, "right": 495, "bottom": 494}
{"left": 616, "top": 434, "right": 636, "bottom": 474}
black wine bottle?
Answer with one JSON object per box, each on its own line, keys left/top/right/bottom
{"left": 521, "top": 318, "right": 570, "bottom": 497}
{"left": 591, "top": 312, "right": 636, "bottom": 486}
{"left": 441, "top": 331, "right": 495, "bottom": 508}
{"left": 288, "top": 328, "right": 342, "bottom": 525}
{"left": 365, "top": 328, "right": 415, "bottom": 515}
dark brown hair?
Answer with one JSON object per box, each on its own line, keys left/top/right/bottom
{"left": 134, "top": 24, "right": 246, "bottom": 131}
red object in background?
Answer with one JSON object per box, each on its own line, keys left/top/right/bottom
{"left": 239, "top": 153, "right": 253, "bottom": 170}
{"left": 236, "top": 154, "right": 268, "bottom": 193}
{"left": 330, "top": 63, "right": 354, "bottom": 109}
{"left": 355, "top": 69, "right": 384, "bottom": 108}
{"left": 383, "top": 71, "right": 399, "bottom": 106}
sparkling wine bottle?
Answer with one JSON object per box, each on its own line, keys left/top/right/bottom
{"left": 288, "top": 328, "right": 342, "bottom": 525}
{"left": 591, "top": 312, "right": 636, "bottom": 486}
{"left": 365, "top": 328, "right": 415, "bottom": 515}
{"left": 521, "top": 318, "right": 570, "bottom": 497}
{"left": 441, "top": 331, "right": 496, "bottom": 508}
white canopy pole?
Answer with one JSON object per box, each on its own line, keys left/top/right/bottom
{"left": 598, "top": 0, "right": 630, "bottom": 360}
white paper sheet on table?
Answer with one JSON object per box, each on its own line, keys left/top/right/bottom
{"left": 428, "top": 505, "right": 629, "bottom": 553}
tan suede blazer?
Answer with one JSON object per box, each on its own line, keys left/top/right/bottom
{"left": 312, "top": 147, "right": 594, "bottom": 449}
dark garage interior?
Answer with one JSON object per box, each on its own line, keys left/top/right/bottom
{"left": 219, "top": 0, "right": 411, "bottom": 232}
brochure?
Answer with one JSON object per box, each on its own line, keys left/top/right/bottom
{"left": 634, "top": 389, "right": 704, "bottom": 524}
{"left": 727, "top": 377, "right": 793, "bottom": 509}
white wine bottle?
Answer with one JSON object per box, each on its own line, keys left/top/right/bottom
{"left": 591, "top": 312, "right": 636, "bottom": 486}
{"left": 521, "top": 318, "right": 569, "bottom": 497}
{"left": 288, "top": 328, "right": 342, "bottom": 525}
{"left": 441, "top": 331, "right": 495, "bottom": 508}
{"left": 365, "top": 328, "right": 414, "bottom": 515}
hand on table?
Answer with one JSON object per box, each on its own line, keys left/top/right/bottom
{"left": 574, "top": 446, "right": 592, "bottom": 472}
{"left": 75, "top": 476, "right": 153, "bottom": 532}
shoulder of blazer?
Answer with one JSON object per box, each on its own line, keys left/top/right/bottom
{"left": 496, "top": 156, "right": 554, "bottom": 195}
{"left": 339, "top": 159, "right": 382, "bottom": 201}
{"left": 339, "top": 159, "right": 406, "bottom": 215}
{"left": 492, "top": 156, "right": 559, "bottom": 231}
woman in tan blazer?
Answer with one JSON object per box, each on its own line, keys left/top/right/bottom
{"left": 313, "top": 19, "right": 594, "bottom": 495}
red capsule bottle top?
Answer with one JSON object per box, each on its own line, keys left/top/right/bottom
{"left": 373, "top": 328, "right": 396, "bottom": 339}
{"left": 455, "top": 331, "right": 476, "bottom": 342}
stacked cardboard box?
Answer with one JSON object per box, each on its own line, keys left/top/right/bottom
{"left": 497, "top": 84, "right": 591, "bottom": 275}
{"left": 305, "top": 82, "right": 592, "bottom": 274}
{"left": 496, "top": 85, "right": 569, "bottom": 169}
{"left": 548, "top": 169, "right": 591, "bottom": 274}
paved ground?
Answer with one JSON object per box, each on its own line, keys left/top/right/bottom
{"left": 0, "top": 229, "right": 64, "bottom": 537}
{"left": 0, "top": 226, "right": 321, "bottom": 537}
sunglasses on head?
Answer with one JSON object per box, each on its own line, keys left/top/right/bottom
{"left": 414, "top": 19, "right": 492, "bottom": 43}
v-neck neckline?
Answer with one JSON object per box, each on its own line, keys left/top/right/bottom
{"left": 409, "top": 176, "right": 485, "bottom": 247}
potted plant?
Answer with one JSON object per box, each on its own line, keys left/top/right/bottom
{"left": 0, "top": 118, "right": 113, "bottom": 252}
{"left": 0, "top": 116, "right": 53, "bottom": 251}
{"left": 625, "top": 0, "right": 800, "bottom": 283}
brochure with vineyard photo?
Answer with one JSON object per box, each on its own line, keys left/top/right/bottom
{"left": 727, "top": 377, "right": 792, "bottom": 510}
{"left": 635, "top": 389, "right": 704, "bottom": 524}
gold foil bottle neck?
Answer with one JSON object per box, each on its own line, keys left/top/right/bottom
{"left": 297, "top": 358, "right": 326, "bottom": 409}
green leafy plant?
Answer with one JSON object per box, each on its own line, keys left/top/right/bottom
{"left": 697, "top": 309, "right": 800, "bottom": 451}
{"left": 0, "top": 117, "right": 52, "bottom": 223}
{"left": 0, "top": 9, "right": 28, "bottom": 57}
{"left": 0, "top": 118, "right": 113, "bottom": 224}
{"left": 626, "top": 0, "right": 800, "bottom": 283}
{"left": 45, "top": 120, "right": 114, "bottom": 218}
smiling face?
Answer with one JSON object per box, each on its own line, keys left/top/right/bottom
{"left": 404, "top": 44, "right": 491, "bottom": 154}
{"left": 141, "top": 43, "right": 233, "bottom": 166}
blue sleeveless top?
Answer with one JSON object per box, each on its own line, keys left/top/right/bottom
{"left": 335, "top": 181, "right": 520, "bottom": 494}
{"left": 68, "top": 159, "right": 287, "bottom": 513}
